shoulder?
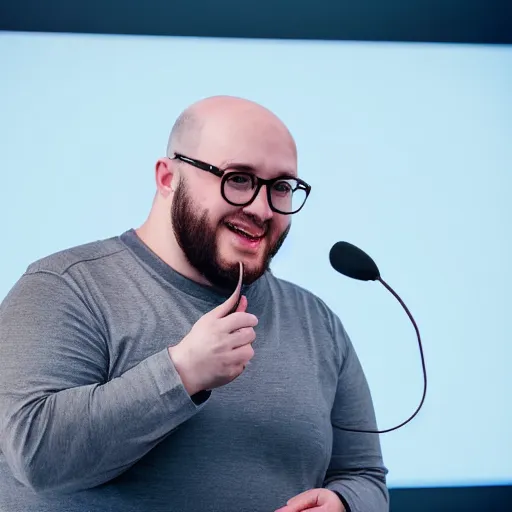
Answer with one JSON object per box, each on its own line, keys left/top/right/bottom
{"left": 2, "top": 234, "right": 129, "bottom": 323}
{"left": 25, "top": 235, "right": 127, "bottom": 278}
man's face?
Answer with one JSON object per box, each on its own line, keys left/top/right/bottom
{"left": 171, "top": 176, "right": 290, "bottom": 290}
{"left": 170, "top": 118, "right": 297, "bottom": 290}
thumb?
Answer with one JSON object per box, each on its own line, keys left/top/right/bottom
{"left": 211, "top": 262, "right": 244, "bottom": 318}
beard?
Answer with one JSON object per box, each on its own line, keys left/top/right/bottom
{"left": 171, "top": 178, "right": 290, "bottom": 291}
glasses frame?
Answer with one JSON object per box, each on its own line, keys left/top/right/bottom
{"left": 171, "top": 153, "right": 311, "bottom": 215}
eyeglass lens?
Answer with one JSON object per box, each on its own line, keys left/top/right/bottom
{"left": 223, "top": 173, "right": 307, "bottom": 213}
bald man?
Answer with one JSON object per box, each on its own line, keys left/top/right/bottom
{"left": 0, "top": 96, "right": 389, "bottom": 512}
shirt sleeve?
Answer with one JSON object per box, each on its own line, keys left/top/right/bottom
{"left": 0, "top": 271, "right": 209, "bottom": 493}
{"left": 322, "top": 312, "right": 390, "bottom": 512}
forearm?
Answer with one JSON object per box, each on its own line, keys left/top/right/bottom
{"left": 1, "top": 348, "right": 205, "bottom": 493}
{"left": 324, "top": 468, "right": 389, "bottom": 512}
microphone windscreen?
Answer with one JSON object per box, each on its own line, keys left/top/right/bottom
{"left": 329, "top": 241, "right": 380, "bottom": 281}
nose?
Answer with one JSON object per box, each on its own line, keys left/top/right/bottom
{"left": 242, "top": 185, "right": 273, "bottom": 222}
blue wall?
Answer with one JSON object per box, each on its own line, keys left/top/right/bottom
{"left": 1, "top": 28, "right": 511, "bottom": 509}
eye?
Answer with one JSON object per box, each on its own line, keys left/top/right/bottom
{"left": 231, "top": 175, "right": 250, "bottom": 184}
{"left": 225, "top": 173, "right": 255, "bottom": 190}
{"left": 273, "top": 180, "right": 293, "bottom": 195}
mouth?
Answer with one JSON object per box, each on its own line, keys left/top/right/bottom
{"left": 224, "top": 222, "right": 265, "bottom": 242}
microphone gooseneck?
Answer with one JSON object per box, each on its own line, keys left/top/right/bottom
{"left": 329, "top": 241, "right": 427, "bottom": 434}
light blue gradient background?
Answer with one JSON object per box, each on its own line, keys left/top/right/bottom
{"left": 1, "top": 32, "right": 511, "bottom": 488}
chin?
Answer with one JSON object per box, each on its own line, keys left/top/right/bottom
{"left": 218, "top": 245, "right": 267, "bottom": 276}
{"left": 219, "top": 247, "right": 264, "bottom": 267}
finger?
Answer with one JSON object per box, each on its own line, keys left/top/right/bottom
{"left": 229, "top": 328, "right": 257, "bottom": 350}
{"left": 235, "top": 294, "right": 248, "bottom": 312}
{"left": 274, "top": 507, "right": 323, "bottom": 512}
{"left": 231, "top": 362, "right": 247, "bottom": 380}
{"left": 210, "top": 261, "right": 244, "bottom": 318}
{"left": 286, "top": 490, "right": 320, "bottom": 510}
{"left": 228, "top": 347, "right": 255, "bottom": 373}
{"left": 217, "top": 311, "right": 258, "bottom": 333}
{"left": 273, "top": 502, "right": 316, "bottom": 512}
{"left": 274, "top": 506, "right": 305, "bottom": 512}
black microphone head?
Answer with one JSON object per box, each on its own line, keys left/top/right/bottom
{"left": 329, "top": 241, "right": 380, "bottom": 281}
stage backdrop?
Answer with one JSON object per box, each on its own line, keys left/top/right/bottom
{"left": 1, "top": 31, "right": 511, "bottom": 490}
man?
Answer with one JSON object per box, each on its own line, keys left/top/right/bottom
{"left": 0, "top": 96, "right": 389, "bottom": 512}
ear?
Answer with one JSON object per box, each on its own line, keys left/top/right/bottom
{"left": 155, "top": 157, "right": 178, "bottom": 198}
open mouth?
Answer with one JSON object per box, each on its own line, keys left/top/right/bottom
{"left": 225, "top": 222, "right": 264, "bottom": 242}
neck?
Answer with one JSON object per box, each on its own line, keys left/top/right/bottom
{"left": 135, "top": 214, "right": 211, "bottom": 287}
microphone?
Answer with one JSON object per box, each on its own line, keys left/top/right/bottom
{"left": 329, "top": 241, "right": 380, "bottom": 282}
{"left": 329, "top": 241, "right": 427, "bottom": 434}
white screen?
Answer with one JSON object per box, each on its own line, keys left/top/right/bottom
{"left": 1, "top": 31, "right": 511, "bottom": 488}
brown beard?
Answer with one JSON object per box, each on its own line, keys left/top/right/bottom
{"left": 171, "top": 177, "right": 290, "bottom": 290}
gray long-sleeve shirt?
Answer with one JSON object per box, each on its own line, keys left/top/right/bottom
{"left": 0, "top": 229, "right": 389, "bottom": 512}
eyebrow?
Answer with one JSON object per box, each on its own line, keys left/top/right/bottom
{"left": 222, "top": 161, "right": 297, "bottom": 179}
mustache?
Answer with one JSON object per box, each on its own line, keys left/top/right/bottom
{"left": 222, "top": 213, "right": 270, "bottom": 234}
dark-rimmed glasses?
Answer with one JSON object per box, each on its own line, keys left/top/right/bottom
{"left": 171, "top": 153, "right": 311, "bottom": 215}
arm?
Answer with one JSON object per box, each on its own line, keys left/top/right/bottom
{"left": 0, "top": 271, "right": 207, "bottom": 493}
{"left": 323, "top": 315, "right": 390, "bottom": 512}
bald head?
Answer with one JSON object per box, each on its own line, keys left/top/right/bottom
{"left": 166, "top": 95, "right": 296, "bottom": 162}
{"left": 144, "top": 95, "right": 303, "bottom": 290}
{"left": 166, "top": 110, "right": 203, "bottom": 157}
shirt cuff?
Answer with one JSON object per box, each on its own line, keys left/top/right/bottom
{"left": 333, "top": 491, "right": 351, "bottom": 512}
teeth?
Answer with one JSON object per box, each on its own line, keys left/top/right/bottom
{"left": 226, "top": 223, "right": 259, "bottom": 239}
